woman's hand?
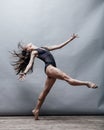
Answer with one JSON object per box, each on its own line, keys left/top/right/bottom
{"left": 18, "top": 73, "right": 26, "bottom": 80}
{"left": 71, "top": 33, "right": 79, "bottom": 40}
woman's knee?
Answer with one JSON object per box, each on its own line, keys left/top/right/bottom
{"left": 63, "top": 74, "right": 74, "bottom": 84}
{"left": 62, "top": 73, "right": 70, "bottom": 80}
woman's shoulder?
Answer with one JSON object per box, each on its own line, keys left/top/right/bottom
{"left": 40, "top": 46, "right": 49, "bottom": 50}
{"left": 31, "top": 50, "right": 38, "bottom": 55}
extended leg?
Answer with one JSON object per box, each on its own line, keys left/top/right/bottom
{"left": 46, "top": 65, "right": 98, "bottom": 88}
{"left": 32, "top": 77, "right": 56, "bottom": 120}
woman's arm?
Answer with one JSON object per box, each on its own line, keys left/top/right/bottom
{"left": 19, "top": 51, "right": 37, "bottom": 80}
{"left": 45, "top": 33, "right": 78, "bottom": 51}
{"left": 23, "top": 51, "right": 36, "bottom": 74}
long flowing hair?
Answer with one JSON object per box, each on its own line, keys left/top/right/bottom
{"left": 10, "top": 42, "right": 34, "bottom": 75}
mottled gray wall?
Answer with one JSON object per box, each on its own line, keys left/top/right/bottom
{"left": 0, "top": 0, "right": 104, "bottom": 115}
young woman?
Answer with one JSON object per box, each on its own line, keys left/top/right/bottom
{"left": 11, "top": 34, "right": 98, "bottom": 120}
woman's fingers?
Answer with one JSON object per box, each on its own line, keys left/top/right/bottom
{"left": 18, "top": 73, "right": 25, "bottom": 80}
{"left": 71, "top": 33, "right": 79, "bottom": 39}
{"left": 19, "top": 76, "right": 25, "bottom": 81}
{"left": 73, "top": 33, "right": 79, "bottom": 38}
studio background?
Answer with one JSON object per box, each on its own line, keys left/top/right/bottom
{"left": 0, "top": 0, "right": 104, "bottom": 115}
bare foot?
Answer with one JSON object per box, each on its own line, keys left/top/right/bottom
{"left": 32, "top": 109, "right": 39, "bottom": 120}
{"left": 87, "top": 82, "right": 98, "bottom": 89}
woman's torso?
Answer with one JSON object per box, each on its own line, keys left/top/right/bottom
{"left": 35, "top": 47, "right": 56, "bottom": 70}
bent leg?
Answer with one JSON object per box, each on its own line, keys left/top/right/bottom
{"left": 46, "top": 65, "right": 97, "bottom": 88}
{"left": 32, "top": 77, "right": 56, "bottom": 120}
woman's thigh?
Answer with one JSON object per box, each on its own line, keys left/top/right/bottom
{"left": 46, "top": 65, "right": 70, "bottom": 80}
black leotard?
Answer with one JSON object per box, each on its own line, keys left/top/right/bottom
{"left": 35, "top": 47, "right": 56, "bottom": 72}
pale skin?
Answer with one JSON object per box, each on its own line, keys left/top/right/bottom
{"left": 19, "top": 34, "right": 98, "bottom": 120}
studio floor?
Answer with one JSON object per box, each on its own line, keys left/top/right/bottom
{"left": 0, "top": 116, "right": 104, "bottom": 130}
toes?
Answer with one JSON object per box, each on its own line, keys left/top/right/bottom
{"left": 92, "top": 85, "right": 98, "bottom": 89}
{"left": 96, "top": 86, "right": 98, "bottom": 88}
{"left": 87, "top": 82, "right": 98, "bottom": 89}
{"left": 94, "top": 85, "right": 98, "bottom": 89}
{"left": 32, "top": 109, "right": 39, "bottom": 120}
{"left": 34, "top": 111, "right": 39, "bottom": 120}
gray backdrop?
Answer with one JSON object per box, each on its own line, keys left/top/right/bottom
{"left": 0, "top": 0, "right": 104, "bottom": 115}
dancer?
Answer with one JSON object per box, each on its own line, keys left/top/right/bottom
{"left": 11, "top": 34, "right": 98, "bottom": 120}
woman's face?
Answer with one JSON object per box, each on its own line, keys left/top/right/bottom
{"left": 25, "top": 43, "right": 34, "bottom": 51}
{"left": 25, "top": 43, "right": 38, "bottom": 51}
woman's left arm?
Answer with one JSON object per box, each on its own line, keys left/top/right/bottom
{"left": 45, "top": 33, "right": 78, "bottom": 51}
{"left": 19, "top": 51, "right": 36, "bottom": 80}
